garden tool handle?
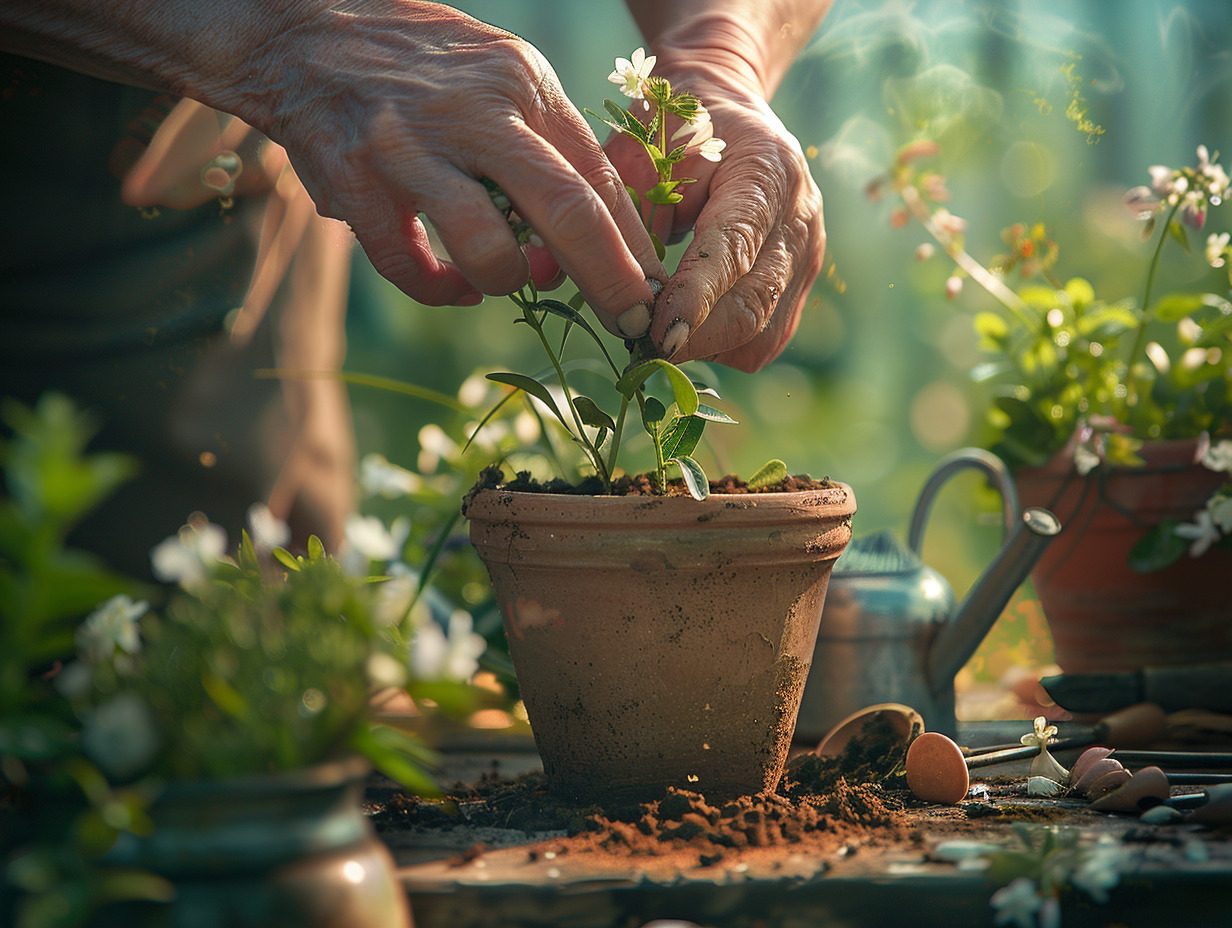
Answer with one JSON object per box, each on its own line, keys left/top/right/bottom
{"left": 907, "top": 447, "right": 1020, "bottom": 555}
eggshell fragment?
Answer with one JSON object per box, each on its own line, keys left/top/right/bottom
{"left": 1069, "top": 746, "right": 1113, "bottom": 785}
{"left": 906, "top": 732, "right": 970, "bottom": 805}
{"left": 1084, "top": 767, "right": 1131, "bottom": 800}
{"left": 1091, "top": 766, "right": 1170, "bottom": 813}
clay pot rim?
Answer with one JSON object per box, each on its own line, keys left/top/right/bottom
{"left": 1017, "top": 436, "right": 1206, "bottom": 479}
{"left": 465, "top": 481, "right": 856, "bottom": 524}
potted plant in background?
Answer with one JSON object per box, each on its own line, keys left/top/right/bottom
{"left": 2, "top": 393, "right": 487, "bottom": 928}
{"left": 460, "top": 49, "right": 855, "bottom": 801}
{"left": 877, "top": 137, "right": 1232, "bottom": 673}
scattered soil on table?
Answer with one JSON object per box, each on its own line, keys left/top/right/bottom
{"left": 463, "top": 463, "right": 837, "bottom": 503}
{"left": 371, "top": 718, "right": 915, "bottom": 870}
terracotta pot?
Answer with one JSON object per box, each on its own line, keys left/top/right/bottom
{"left": 1015, "top": 439, "right": 1232, "bottom": 673}
{"left": 465, "top": 483, "right": 855, "bottom": 800}
{"left": 102, "top": 756, "right": 411, "bottom": 928}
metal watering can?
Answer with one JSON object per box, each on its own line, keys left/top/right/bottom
{"left": 795, "top": 448, "right": 1061, "bottom": 741}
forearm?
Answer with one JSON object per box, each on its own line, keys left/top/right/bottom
{"left": 0, "top": 1, "right": 309, "bottom": 124}
{"left": 623, "top": 0, "right": 831, "bottom": 100}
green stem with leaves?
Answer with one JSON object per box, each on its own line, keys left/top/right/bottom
{"left": 1123, "top": 200, "right": 1183, "bottom": 413}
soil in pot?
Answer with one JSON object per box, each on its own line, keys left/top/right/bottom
{"left": 464, "top": 466, "right": 855, "bottom": 803}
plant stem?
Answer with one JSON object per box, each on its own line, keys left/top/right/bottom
{"left": 607, "top": 394, "right": 631, "bottom": 479}
{"left": 526, "top": 307, "right": 611, "bottom": 485}
{"left": 1124, "top": 201, "right": 1182, "bottom": 413}
{"left": 899, "top": 184, "right": 1034, "bottom": 330}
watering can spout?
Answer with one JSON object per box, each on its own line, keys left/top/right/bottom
{"left": 902, "top": 447, "right": 1062, "bottom": 698}
{"left": 926, "top": 507, "right": 1061, "bottom": 691}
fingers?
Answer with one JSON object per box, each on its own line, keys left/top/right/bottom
{"left": 350, "top": 198, "right": 481, "bottom": 307}
{"left": 487, "top": 119, "right": 665, "bottom": 336}
{"left": 650, "top": 122, "right": 823, "bottom": 369}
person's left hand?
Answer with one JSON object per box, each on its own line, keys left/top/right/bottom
{"left": 604, "top": 63, "right": 825, "bottom": 372}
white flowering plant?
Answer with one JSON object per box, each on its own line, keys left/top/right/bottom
{"left": 874, "top": 141, "right": 1232, "bottom": 570}
{"left": 471, "top": 49, "right": 790, "bottom": 500}
{"left": 59, "top": 509, "right": 489, "bottom": 792}
{"left": 1, "top": 394, "right": 171, "bottom": 927}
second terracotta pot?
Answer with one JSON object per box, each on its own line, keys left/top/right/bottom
{"left": 1016, "top": 439, "right": 1232, "bottom": 673}
{"left": 466, "top": 483, "right": 855, "bottom": 800}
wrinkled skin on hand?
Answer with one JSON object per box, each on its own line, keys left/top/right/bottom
{"left": 605, "top": 62, "right": 825, "bottom": 372}
{"left": 248, "top": 1, "right": 664, "bottom": 322}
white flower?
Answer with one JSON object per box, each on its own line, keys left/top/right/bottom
{"left": 417, "top": 424, "right": 459, "bottom": 474}
{"left": 671, "top": 106, "right": 726, "bottom": 162}
{"left": 246, "top": 502, "right": 290, "bottom": 552}
{"left": 410, "top": 609, "right": 486, "bottom": 682}
{"left": 150, "top": 518, "right": 227, "bottom": 590}
{"left": 608, "top": 47, "right": 656, "bottom": 99}
{"left": 1209, "top": 494, "right": 1232, "bottom": 534}
{"left": 1070, "top": 842, "right": 1128, "bottom": 903}
{"left": 1196, "top": 144, "right": 1230, "bottom": 200}
{"left": 359, "top": 453, "right": 421, "bottom": 500}
{"left": 915, "top": 242, "right": 936, "bottom": 261}
{"left": 77, "top": 594, "right": 147, "bottom": 664}
{"left": 931, "top": 208, "right": 968, "bottom": 238}
{"left": 340, "top": 514, "right": 410, "bottom": 574}
{"left": 1201, "top": 438, "right": 1232, "bottom": 473}
{"left": 366, "top": 651, "right": 409, "bottom": 688}
{"left": 1175, "top": 508, "right": 1221, "bottom": 557}
{"left": 1021, "top": 716, "right": 1069, "bottom": 784}
{"left": 945, "top": 275, "right": 964, "bottom": 298}
{"left": 1206, "top": 232, "right": 1230, "bottom": 268}
{"left": 81, "top": 692, "right": 159, "bottom": 780}
{"left": 373, "top": 561, "right": 422, "bottom": 627}
{"left": 1074, "top": 443, "right": 1102, "bottom": 476}
{"left": 991, "top": 877, "right": 1044, "bottom": 928}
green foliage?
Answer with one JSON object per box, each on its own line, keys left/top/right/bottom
{"left": 0, "top": 394, "right": 168, "bottom": 928}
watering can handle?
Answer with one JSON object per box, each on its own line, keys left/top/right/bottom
{"left": 906, "top": 447, "right": 1020, "bottom": 556}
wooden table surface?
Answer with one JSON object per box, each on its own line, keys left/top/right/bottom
{"left": 377, "top": 722, "right": 1232, "bottom": 928}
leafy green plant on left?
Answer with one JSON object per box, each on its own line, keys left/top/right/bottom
{"left": 0, "top": 393, "right": 171, "bottom": 928}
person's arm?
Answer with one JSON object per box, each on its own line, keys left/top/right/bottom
{"left": 614, "top": 0, "right": 833, "bottom": 371}
{"left": 1, "top": 1, "right": 665, "bottom": 326}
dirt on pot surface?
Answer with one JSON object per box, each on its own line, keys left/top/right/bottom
{"left": 463, "top": 464, "right": 838, "bottom": 504}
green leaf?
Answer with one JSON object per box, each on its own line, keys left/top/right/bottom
{"left": 747, "top": 459, "right": 788, "bottom": 491}
{"left": 650, "top": 230, "right": 666, "bottom": 262}
{"left": 573, "top": 396, "right": 616, "bottom": 431}
{"left": 273, "top": 547, "right": 300, "bottom": 571}
{"left": 1152, "top": 292, "right": 1209, "bottom": 322}
{"left": 624, "top": 184, "right": 643, "bottom": 217}
{"left": 694, "top": 403, "right": 738, "bottom": 424}
{"left": 1128, "top": 521, "right": 1188, "bottom": 573}
{"left": 534, "top": 299, "right": 621, "bottom": 373}
{"left": 593, "top": 102, "right": 648, "bottom": 144}
{"left": 974, "top": 311, "right": 1009, "bottom": 344}
{"left": 487, "top": 372, "right": 570, "bottom": 430}
{"left": 352, "top": 724, "right": 442, "bottom": 797}
{"left": 673, "top": 456, "right": 710, "bottom": 500}
{"left": 1168, "top": 219, "right": 1191, "bottom": 254}
{"left": 641, "top": 396, "right": 667, "bottom": 429}
{"left": 617, "top": 360, "right": 699, "bottom": 416}
{"left": 645, "top": 180, "right": 683, "bottom": 205}
{"left": 307, "top": 535, "right": 326, "bottom": 561}
{"left": 661, "top": 415, "right": 705, "bottom": 460}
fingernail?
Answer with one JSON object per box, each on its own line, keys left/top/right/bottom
{"left": 455, "top": 292, "right": 485, "bottom": 306}
{"left": 662, "top": 319, "right": 690, "bottom": 359}
{"left": 616, "top": 303, "right": 651, "bottom": 337}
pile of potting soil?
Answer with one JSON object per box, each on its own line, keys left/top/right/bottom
{"left": 370, "top": 724, "right": 913, "bottom": 865}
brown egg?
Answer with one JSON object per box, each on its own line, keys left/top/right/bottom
{"left": 906, "top": 732, "right": 970, "bottom": 805}
{"left": 1084, "top": 767, "right": 1132, "bottom": 800}
{"left": 1069, "top": 746, "right": 1113, "bottom": 785}
{"left": 1073, "top": 756, "right": 1126, "bottom": 794}
{"left": 1091, "top": 766, "right": 1171, "bottom": 813}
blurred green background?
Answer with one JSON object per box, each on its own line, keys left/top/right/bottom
{"left": 344, "top": 0, "right": 1232, "bottom": 707}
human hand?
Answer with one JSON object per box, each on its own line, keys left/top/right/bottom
{"left": 605, "top": 63, "right": 825, "bottom": 372}
{"left": 243, "top": 1, "right": 664, "bottom": 326}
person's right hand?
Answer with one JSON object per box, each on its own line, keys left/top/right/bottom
{"left": 240, "top": 1, "right": 665, "bottom": 330}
